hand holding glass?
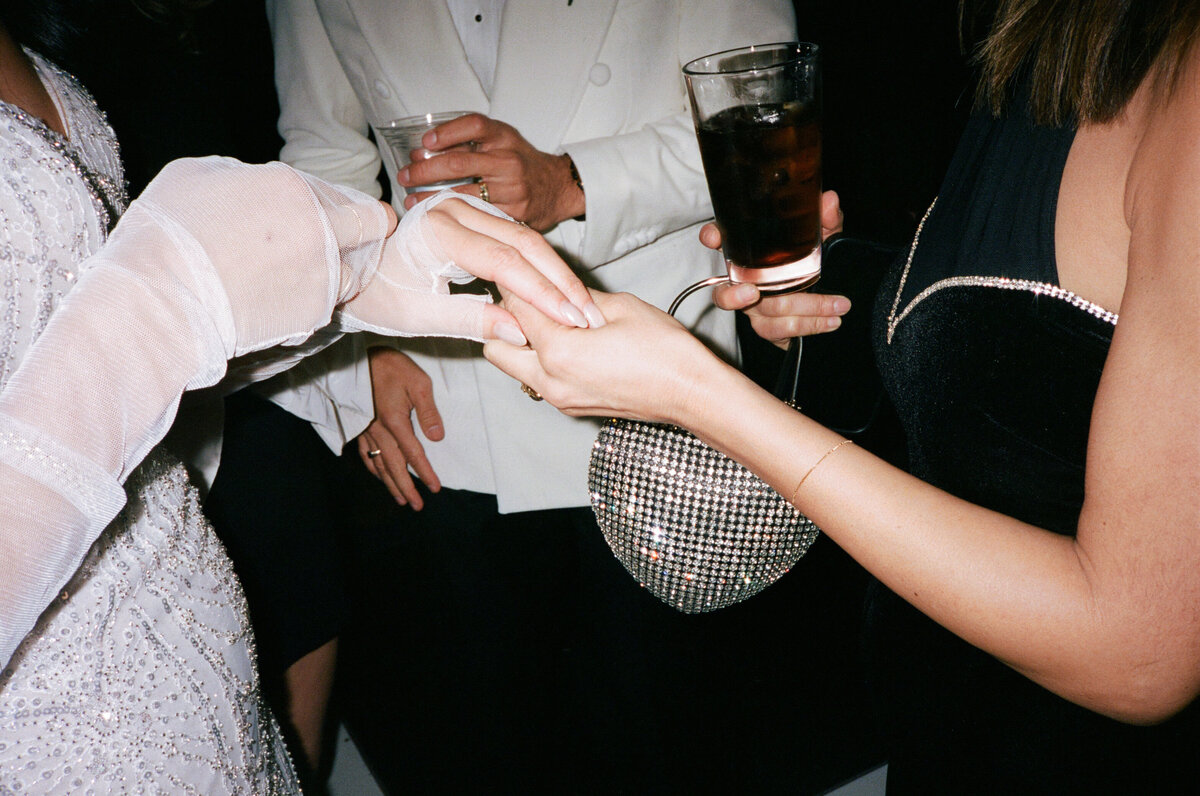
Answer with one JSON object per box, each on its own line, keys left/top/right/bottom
{"left": 378, "top": 111, "right": 475, "bottom": 195}
{"left": 684, "top": 42, "right": 822, "bottom": 296}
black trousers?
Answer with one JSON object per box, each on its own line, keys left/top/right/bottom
{"left": 337, "top": 480, "right": 886, "bottom": 795}
{"left": 338, "top": 483, "right": 712, "bottom": 794}
{"left": 206, "top": 392, "right": 883, "bottom": 795}
{"left": 205, "top": 389, "right": 354, "bottom": 675}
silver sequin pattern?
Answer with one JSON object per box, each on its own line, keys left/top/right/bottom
{"left": 0, "top": 456, "right": 297, "bottom": 795}
{"left": 589, "top": 419, "right": 820, "bottom": 614}
{"left": 0, "top": 51, "right": 299, "bottom": 794}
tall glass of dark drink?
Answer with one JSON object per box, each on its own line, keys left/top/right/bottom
{"left": 684, "top": 42, "right": 822, "bottom": 294}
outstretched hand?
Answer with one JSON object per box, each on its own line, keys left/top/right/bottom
{"left": 340, "top": 193, "right": 605, "bottom": 344}
{"left": 708, "top": 190, "right": 849, "bottom": 348}
{"left": 399, "top": 114, "right": 584, "bottom": 231}
{"left": 483, "top": 287, "right": 722, "bottom": 427}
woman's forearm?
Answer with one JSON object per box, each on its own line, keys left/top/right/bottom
{"left": 488, "top": 282, "right": 1199, "bottom": 722}
{"left": 687, "top": 363, "right": 1189, "bottom": 722}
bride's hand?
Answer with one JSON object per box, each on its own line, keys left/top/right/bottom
{"left": 419, "top": 198, "right": 604, "bottom": 337}
{"left": 707, "top": 190, "right": 849, "bottom": 348}
{"left": 483, "top": 287, "right": 725, "bottom": 425}
{"left": 340, "top": 193, "right": 604, "bottom": 344}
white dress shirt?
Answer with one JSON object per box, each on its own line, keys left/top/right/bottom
{"left": 447, "top": 0, "right": 506, "bottom": 96}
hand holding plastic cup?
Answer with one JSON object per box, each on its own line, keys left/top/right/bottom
{"left": 378, "top": 111, "right": 476, "bottom": 195}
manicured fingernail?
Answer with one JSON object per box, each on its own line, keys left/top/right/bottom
{"left": 825, "top": 316, "right": 843, "bottom": 330}
{"left": 560, "top": 300, "right": 588, "bottom": 328}
{"left": 583, "top": 302, "right": 606, "bottom": 328}
{"left": 398, "top": 167, "right": 410, "bottom": 184}
{"left": 495, "top": 321, "right": 527, "bottom": 346}
{"left": 427, "top": 425, "right": 443, "bottom": 437}
{"left": 426, "top": 131, "right": 438, "bottom": 147}
{"left": 833, "top": 297, "right": 851, "bottom": 314}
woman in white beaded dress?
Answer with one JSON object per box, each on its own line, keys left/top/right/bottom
{"left": 0, "top": 5, "right": 598, "bottom": 792}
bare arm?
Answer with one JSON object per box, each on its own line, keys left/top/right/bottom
{"left": 483, "top": 61, "right": 1200, "bottom": 723}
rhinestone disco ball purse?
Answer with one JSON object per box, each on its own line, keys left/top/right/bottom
{"left": 587, "top": 272, "right": 820, "bottom": 614}
{"left": 588, "top": 410, "right": 819, "bottom": 614}
{"left": 587, "top": 236, "right": 899, "bottom": 614}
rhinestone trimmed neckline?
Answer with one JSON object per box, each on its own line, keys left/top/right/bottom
{"left": 886, "top": 199, "right": 1120, "bottom": 344}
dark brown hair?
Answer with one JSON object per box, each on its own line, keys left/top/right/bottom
{"left": 962, "top": 0, "right": 1200, "bottom": 125}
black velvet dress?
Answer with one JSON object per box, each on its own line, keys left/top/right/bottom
{"left": 868, "top": 100, "right": 1200, "bottom": 793}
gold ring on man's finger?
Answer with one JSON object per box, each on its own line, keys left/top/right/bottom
{"left": 478, "top": 180, "right": 490, "bottom": 203}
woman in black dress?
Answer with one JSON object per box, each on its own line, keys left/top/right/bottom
{"left": 485, "top": 1, "right": 1200, "bottom": 791}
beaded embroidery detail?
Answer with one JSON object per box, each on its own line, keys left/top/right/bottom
{"left": 1, "top": 51, "right": 127, "bottom": 387}
{"left": 0, "top": 52, "right": 299, "bottom": 794}
{"left": 3, "top": 51, "right": 128, "bottom": 232}
{"left": 886, "top": 199, "right": 1120, "bottom": 344}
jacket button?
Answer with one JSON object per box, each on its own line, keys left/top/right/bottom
{"left": 373, "top": 79, "right": 392, "bottom": 98}
{"left": 588, "top": 63, "right": 611, "bottom": 86}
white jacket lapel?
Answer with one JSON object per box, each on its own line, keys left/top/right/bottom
{"left": 323, "top": 0, "right": 490, "bottom": 120}
{"left": 488, "top": 0, "right": 617, "bottom": 150}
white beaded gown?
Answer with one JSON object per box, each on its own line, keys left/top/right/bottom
{"left": 0, "top": 52, "right": 300, "bottom": 794}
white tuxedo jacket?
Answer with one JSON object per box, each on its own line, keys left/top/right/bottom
{"left": 264, "top": 0, "right": 797, "bottom": 512}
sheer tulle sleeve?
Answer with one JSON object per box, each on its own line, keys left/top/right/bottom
{"left": 0, "top": 157, "right": 500, "bottom": 666}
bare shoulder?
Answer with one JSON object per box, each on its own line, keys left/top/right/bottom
{"left": 1125, "top": 47, "right": 1200, "bottom": 258}
{"left": 1089, "top": 46, "right": 1200, "bottom": 492}
{"left": 1078, "top": 47, "right": 1200, "bottom": 674}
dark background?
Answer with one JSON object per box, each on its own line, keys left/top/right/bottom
{"left": 74, "top": 0, "right": 283, "bottom": 194}
{"left": 801, "top": 1, "right": 972, "bottom": 245}
{"left": 72, "top": 2, "right": 972, "bottom": 792}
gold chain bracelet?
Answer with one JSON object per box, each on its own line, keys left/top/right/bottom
{"left": 789, "top": 439, "right": 854, "bottom": 505}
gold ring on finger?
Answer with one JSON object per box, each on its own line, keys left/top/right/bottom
{"left": 520, "top": 383, "right": 543, "bottom": 401}
{"left": 478, "top": 179, "right": 490, "bottom": 204}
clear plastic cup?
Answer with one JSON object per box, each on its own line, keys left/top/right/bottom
{"left": 378, "top": 111, "right": 475, "bottom": 194}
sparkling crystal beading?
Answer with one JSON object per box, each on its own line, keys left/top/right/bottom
{"left": 589, "top": 418, "right": 820, "bottom": 613}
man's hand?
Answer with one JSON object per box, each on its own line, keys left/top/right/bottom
{"left": 397, "top": 113, "right": 585, "bottom": 231}
{"left": 358, "top": 346, "right": 444, "bottom": 509}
